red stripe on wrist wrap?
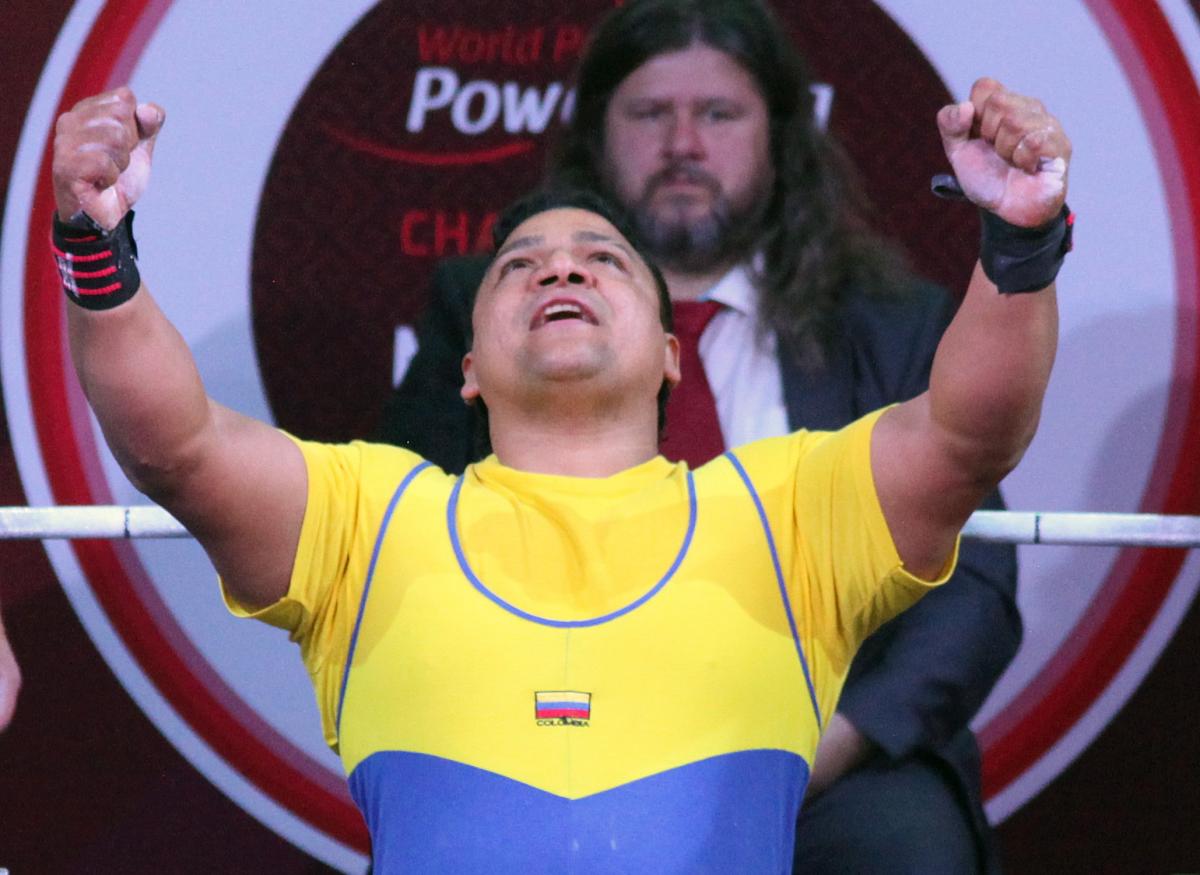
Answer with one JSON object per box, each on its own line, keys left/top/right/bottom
{"left": 51, "top": 210, "right": 141, "bottom": 310}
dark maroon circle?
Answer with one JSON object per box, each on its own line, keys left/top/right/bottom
{"left": 251, "top": 0, "right": 965, "bottom": 441}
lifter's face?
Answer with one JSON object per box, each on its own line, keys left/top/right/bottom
{"left": 602, "top": 44, "right": 773, "bottom": 267}
{"left": 462, "top": 208, "right": 679, "bottom": 409}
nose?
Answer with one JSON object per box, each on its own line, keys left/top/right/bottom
{"left": 663, "top": 110, "right": 704, "bottom": 161}
{"left": 533, "top": 250, "right": 594, "bottom": 289}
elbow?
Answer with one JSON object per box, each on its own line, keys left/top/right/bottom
{"left": 120, "top": 456, "right": 184, "bottom": 501}
{"left": 946, "top": 417, "right": 1040, "bottom": 497}
{"left": 966, "top": 446, "right": 1027, "bottom": 496}
{"left": 990, "top": 426, "right": 1038, "bottom": 483}
{"left": 998, "top": 412, "right": 1042, "bottom": 476}
{"left": 111, "top": 403, "right": 219, "bottom": 502}
{"left": 945, "top": 393, "right": 1045, "bottom": 488}
{"left": 117, "top": 441, "right": 206, "bottom": 503}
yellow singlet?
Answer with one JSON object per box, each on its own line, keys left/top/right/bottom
{"left": 227, "top": 409, "right": 951, "bottom": 873}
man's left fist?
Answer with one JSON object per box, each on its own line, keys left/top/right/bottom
{"left": 937, "top": 77, "right": 1071, "bottom": 228}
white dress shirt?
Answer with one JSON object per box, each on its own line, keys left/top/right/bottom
{"left": 697, "top": 264, "right": 791, "bottom": 448}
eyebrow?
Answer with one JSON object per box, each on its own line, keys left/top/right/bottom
{"left": 571, "top": 229, "right": 635, "bottom": 259}
{"left": 493, "top": 229, "right": 637, "bottom": 261}
{"left": 494, "top": 234, "right": 543, "bottom": 259}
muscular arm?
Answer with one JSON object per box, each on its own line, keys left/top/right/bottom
{"left": 809, "top": 291, "right": 1020, "bottom": 793}
{"left": 873, "top": 78, "right": 1068, "bottom": 578}
{"left": 55, "top": 88, "right": 304, "bottom": 610}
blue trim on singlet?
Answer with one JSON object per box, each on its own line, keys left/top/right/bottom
{"left": 723, "top": 451, "right": 823, "bottom": 731}
{"left": 446, "top": 470, "right": 698, "bottom": 628}
{"left": 349, "top": 748, "right": 807, "bottom": 874}
{"left": 335, "top": 460, "right": 433, "bottom": 736}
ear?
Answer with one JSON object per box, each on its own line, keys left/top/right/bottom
{"left": 461, "top": 351, "right": 481, "bottom": 403}
{"left": 663, "top": 333, "right": 682, "bottom": 389}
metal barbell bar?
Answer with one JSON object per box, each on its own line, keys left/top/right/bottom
{"left": 3, "top": 506, "right": 1200, "bottom": 547}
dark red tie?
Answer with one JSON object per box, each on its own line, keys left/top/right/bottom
{"left": 660, "top": 300, "right": 726, "bottom": 468}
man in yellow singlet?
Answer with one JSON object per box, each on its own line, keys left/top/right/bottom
{"left": 48, "top": 77, "right": 1069, "bottom": 872}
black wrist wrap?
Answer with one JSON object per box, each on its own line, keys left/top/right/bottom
{"left": 51, "top": 210, "right": 141, "bottom": 310}
{"left": 980, "top": 205, "right": 1074, "bottom": 294}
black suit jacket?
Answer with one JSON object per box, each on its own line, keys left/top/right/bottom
{"left": 377, "top": 255, "right": 1020, "bottom": 871}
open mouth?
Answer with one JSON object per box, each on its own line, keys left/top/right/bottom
{"left": 530, "top": 298, "right": 599, "bottom": 329}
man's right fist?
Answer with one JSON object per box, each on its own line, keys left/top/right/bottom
{"left": 52, "top": 87, "right": 164, "bottom": 231}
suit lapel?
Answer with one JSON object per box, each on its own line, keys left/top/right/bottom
{"left": 779, "top": 331, "right": 857, "bottom": 432}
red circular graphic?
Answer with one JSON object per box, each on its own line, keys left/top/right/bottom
{"left": 977, "top": 0, "right": 1200, "bottom": 796}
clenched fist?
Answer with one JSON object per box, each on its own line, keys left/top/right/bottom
{"left": 52, "top": 87, "right": 164, "bottom": 231}
{"left": 938, "top": 77, "right": 1071, "bottom": 229}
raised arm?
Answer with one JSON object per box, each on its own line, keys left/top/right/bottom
{"left": 873, "top": 78, "right": 1070, "bottom": 578}
{"left": 53, "top": 88, "right": 305, "bottom": 609}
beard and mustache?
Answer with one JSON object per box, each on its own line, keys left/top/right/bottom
{"left": 618, "top": 161, "right": 772, "bottom": 274}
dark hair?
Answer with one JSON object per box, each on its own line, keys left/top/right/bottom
{"left": 549, "top": 0, "right": 910, "bottom": 367}
{"left": 471, "top": 188, "right": 676, "bottom": 457}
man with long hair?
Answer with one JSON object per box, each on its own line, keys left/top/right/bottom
{"left": 379, "top": 1, "right": 1021, "bottom": 872}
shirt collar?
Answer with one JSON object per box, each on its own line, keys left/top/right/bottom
{"left": 699, "top": 260, "right": 760, "bottom": 317}
{"left": 471, "top": 453, "right": 681, "bottom": 498}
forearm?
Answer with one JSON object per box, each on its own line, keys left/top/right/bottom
{"left": 67, "top": 285, "right": 217, "bottom": 501}
{"left": 67, "top": 276, "right": 304, "bottom": 607}
{"left": 876, "top": 267, "right": 1057, "bottom": 577}
{"left": 52, "top": 88, "right": 305, "bottom": 609}
{"left": 873, "top": 80, "right": 1069, "bottom": 577}
{"left": 928, "top": 260, "right": 1058, "bottom": 481}
{"left": 806, "top": 712, "right": 873, "bottom": 799}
